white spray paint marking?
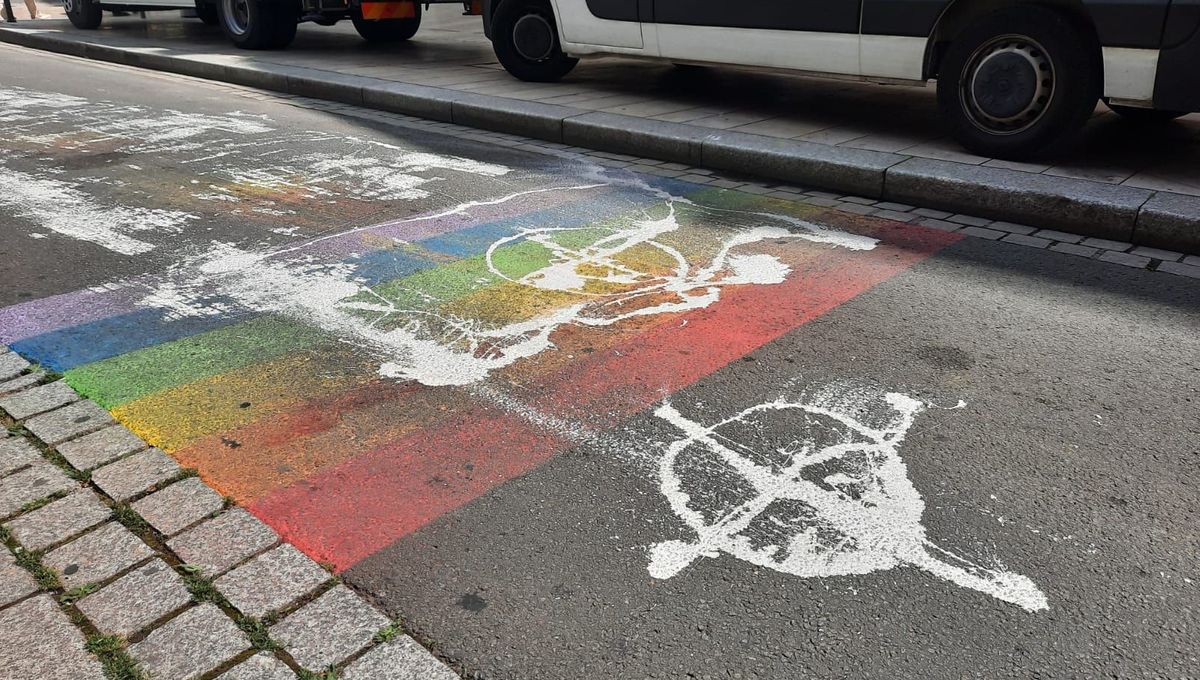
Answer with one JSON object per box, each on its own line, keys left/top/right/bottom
{"left": 0, "top": 163, "right": 198, "bottom": 255}
{"left": 647, "top": 387, "right": 1048, "bottom": 612}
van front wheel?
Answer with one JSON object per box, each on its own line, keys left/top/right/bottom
{"left": 64, "top": 0, "right": 103, "bottom": 29}
{"left": 938, "top": 6, "right": 1099, "bottom": 159}
{"left": 491, "top": 0, "right": 577, "bottom": 82}
{"left": 219, "top": 0, "right": 297, "bottom": 50}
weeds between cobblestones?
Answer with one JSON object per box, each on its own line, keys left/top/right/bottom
{"left": 0, "top": 360, "right": 464, "bottom": 679}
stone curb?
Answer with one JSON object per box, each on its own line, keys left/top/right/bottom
{"left": 1, "top": 26, "right": 1196, "bottom": 254}
{"left": 0, "top": 363, "right": 459, "bottom": 680}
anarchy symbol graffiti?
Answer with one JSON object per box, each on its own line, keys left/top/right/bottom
{"left": 648, "top": 389, "right": 1049, "bottom": 612}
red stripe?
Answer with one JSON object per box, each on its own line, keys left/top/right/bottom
{"left": 251, "top": 221, "right": 959, "bottom": 571}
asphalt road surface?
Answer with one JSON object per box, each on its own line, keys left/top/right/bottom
{"left": 1, "top": 45, "right": 1197, "bottom": 679}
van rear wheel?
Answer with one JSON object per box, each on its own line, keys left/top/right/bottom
{"left": 219, "top": 0, "right": 297, "bottom": 50}
{"left": 938, "top": 6, "right": 1099, "bottom": 159}
{"left": 491, "top": 0, "right": 577, "bottom": 82}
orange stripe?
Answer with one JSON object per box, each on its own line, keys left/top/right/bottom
{"left": 359, "top": 1, "right": 415, "bottom": 20}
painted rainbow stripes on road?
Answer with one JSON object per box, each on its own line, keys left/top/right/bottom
{"left": 0, "top": 179, "right": 960, "bottom": 571}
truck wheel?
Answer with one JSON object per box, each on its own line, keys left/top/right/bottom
{"left": 351, "top": 2, "right": 421, "bottom": 43}
{"left": 195, "top": 0, "right": 219, "bottom": 25}
{"left": 63, "top": 0, "right": 103, "bottom": 29}
{"left": 1106, "top": 101, "right": 1187, "bottom": 124}
{"left": 219, "top": 0, "right": 297, "bottom": 49}
{"left": 938, "top": 6, "right": 1099, "bottom": 159}
{"left": 491, "top": 0, "right": 577, "bottom": 82}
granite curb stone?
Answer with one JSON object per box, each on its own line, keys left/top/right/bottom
{"left": 132, "top": 477, "right": 224, "bottom": 536}
{"left": 1133, "top": 191, "right": 1200, "bottom": 253}
{"left": 0, "top": 380, "right": 80, "bottom": 420}
{"left": 271, "top": 584, "right": 390, "bottom": 670}
{"left": 5, "top": 490, "right": 111, "bottom": 552}
{"left": 77, "top": 558, "right": 191, "bottom": 637}
{"left": 215, "top": 543, "right": 328, "bottom": 619}
{"left": 129, "top": 603, "right": 251, "bottom": 680}
{"left": 56, "top": 424, "right": 147, "bottom": 471}
{"left": 43, "top": 521, "right": 155, "bottom": 589}
{"left": 90, "top": 447, "right": 181, "bottom": 502}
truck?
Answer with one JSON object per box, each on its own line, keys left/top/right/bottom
{"left": 64, "top": 0, "right": 479, "bottom": 50}
{"left": 479, "top": 0, "right": 1200, "bottom": 158}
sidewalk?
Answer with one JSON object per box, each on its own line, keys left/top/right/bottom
{"left": 2, "top": 7, "right": 1198, "bottom": 251}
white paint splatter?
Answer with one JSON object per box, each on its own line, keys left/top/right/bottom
{"left": 647, "top": 387, "right": 1048, "bottom": 612}
{"left": 0, "top": 163, "right": 198, "bottom": 255}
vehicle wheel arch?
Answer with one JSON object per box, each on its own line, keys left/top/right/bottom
{"left": 923, "top": 0, "right": 1102, "bottom": 80}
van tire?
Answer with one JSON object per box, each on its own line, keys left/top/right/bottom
{"left": 938, "top": 5, "right": 1100, "bottom": 159}
{"left": 491, "top": 0, "right": 578, "bottom": 82}
{"left": 195, "top": 1, "right": 219, "bottom": 25}
{"left": 64, "top": 0, "right": 103, "bottom": 29}
{"left": 351, "top": 2, "right": 421, "bottom": 42}
{"left": 218, "top": 0, "right": 298, "bottom": 50}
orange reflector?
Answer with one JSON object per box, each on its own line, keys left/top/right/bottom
{"left": 359, "top": 0, "right": 415, "bottom": 20}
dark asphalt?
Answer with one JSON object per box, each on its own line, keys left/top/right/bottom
{"left": 3, "top": 45, "right": 1198, "bottom": 680}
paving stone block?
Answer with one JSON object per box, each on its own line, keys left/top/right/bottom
{"left": 342, "top": 636, "right": 459, "bottom": 680}
{"left": 871, "top": 209, "right": 918, "bottom": 223}
{"left": 838, "top": 195, "right": 877, "bottom": 205}
{"left": 1081, "top": 237, "right": 1133, "bottom": 251}
{"left": 0, "top": 595, "right": 106, "bottom": 680}
{"left": 1, "top": 552, "right": 39, "bottom": 607}
{"left": 948, "top": 214, "right": 993, "bottom": 227}
{"left": 1129, "top": 245, "right": 1183, "bottom": 261}
{"left": 0, "top": 371, "right": 44, "bottom": 398}
{"left": 0, "top": 381, "right": 81, "bottom": 421}
{"left": 57, "top": 424, "right": 147, "bottom": 471}
{"left": 91, "top": 448, "right": 181, "bottom": 502}
{"left": 0, "top": 461, "right": 76, "bottom": 518}
{"left": 960, "top": 226, "right": 1005, "bottom": 240}
{"left": 130, "top": 604, "right": 250, "bottom": 680}
{"left": 1000, "top": 234, "right": 1051, "bottom": 249}
{"left": 1034, "top": 229, "right": 1085, "bottom": 244}
{"left": 837, "top": 202, "right": 878, "bottom": 215}
{"left": 43, "top": 522, "right": 154, "bottom": 589}
{"left": 912, "top": 207, "right": 954, "bottom": 219}
{"left": 271, "top": 585, "right": 389, "bottom": 670}
{"left": 169, "top": 509, "right": 278, "bottom": 576}
{"left": 988, "top": 221, "right": 1038, "bottom": 235}
{"left": 132, "top": 477, "right": 224, "bottom": 536}
{"left": 217, "top": 652, "right": 296, "bottom": 680}
{"left": 916, "top": 218, "right": 962, "bottom": 232}
{"left": 5, "top": 490, "right": 111, "bottom": 552}
{"left": 25, "top": 401, "right": 114, "bottom": 446}
{"left": 1157, "top": 261, "right": 1200, "bottom": 279}
{"left": 0, "top": 351, "right": 30, "bottom": 382}
{"left": 1099, "top": 251, "right": 1151, "bottom": 268}
{"left": 1050, "top": 242, "right": 1099, "bottom": 258}
{"left": 216, "top": 543, "right": 328, "bottom": 618}
{"left": 0, "top": 436, "right": 41, "bottom": 477}
{"left": 1184, "top": 255, "right": 1200, "bottom": 267}
{"left": 77, "top": 558, "right": 192, "bottom": 637}
{"left": 873, "top": 201, "right": 915, "bottom": 212}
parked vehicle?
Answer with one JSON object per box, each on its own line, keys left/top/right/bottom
{"left": 64, "top": 0, "right": 477, "bottom": 50}
{"left": 481, "top": 0, "right": 1200, "bottom": 158}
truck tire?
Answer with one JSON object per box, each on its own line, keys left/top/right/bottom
{"left": 195, "top": 0, "right": 219, "bottom": 25}
{"left": 218, "top": 0, "right": 297, "bottom": 50}
{"left": 1106, "top": 101, "right": 1187, "bottom": 124}
{"left": 491, "top": 0, "right": 577, "bottom": 82}
{"left": 937, "top": 6, "right": 1100, "bottom": 159}
{"left": 351, "top": 2, "right": 421, "bottom": 43}
{"left": 64, "top": 0, "right": 103, "bottom": 29}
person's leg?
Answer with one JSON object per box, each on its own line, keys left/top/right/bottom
{"left": 22, "top": 0, "right": 37, "bottom": 19}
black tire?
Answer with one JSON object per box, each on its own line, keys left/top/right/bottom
{"left": 351, "top": 2, "right": 421, "bottom": 43}
{"left": 937, "top": 6, "right": 1100, "bottom": 159}
{"left": 491, "top": 0, "right": 577, "bottom": 82}
{"left": 195, "top": 0, "right": 219, "bottom": 25}
{"left": 218, "top": 0, "right": 297, "bottom": 50}
{"left": 64, "top": 0, "right": 103, "bottom": 29}
{"left": 1105, "top": 101, "right": 1187, "bottom": 124}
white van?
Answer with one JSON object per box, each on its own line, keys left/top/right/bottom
{"left": 481, "top": 0, "right": 1200, "bottom": 158}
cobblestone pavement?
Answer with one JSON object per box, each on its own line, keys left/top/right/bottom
{"left": 0, "top": 350, "right": 460, "bottom": 679}
{"left": 6, "top": 6, "right": 1200, "bottom": 200}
